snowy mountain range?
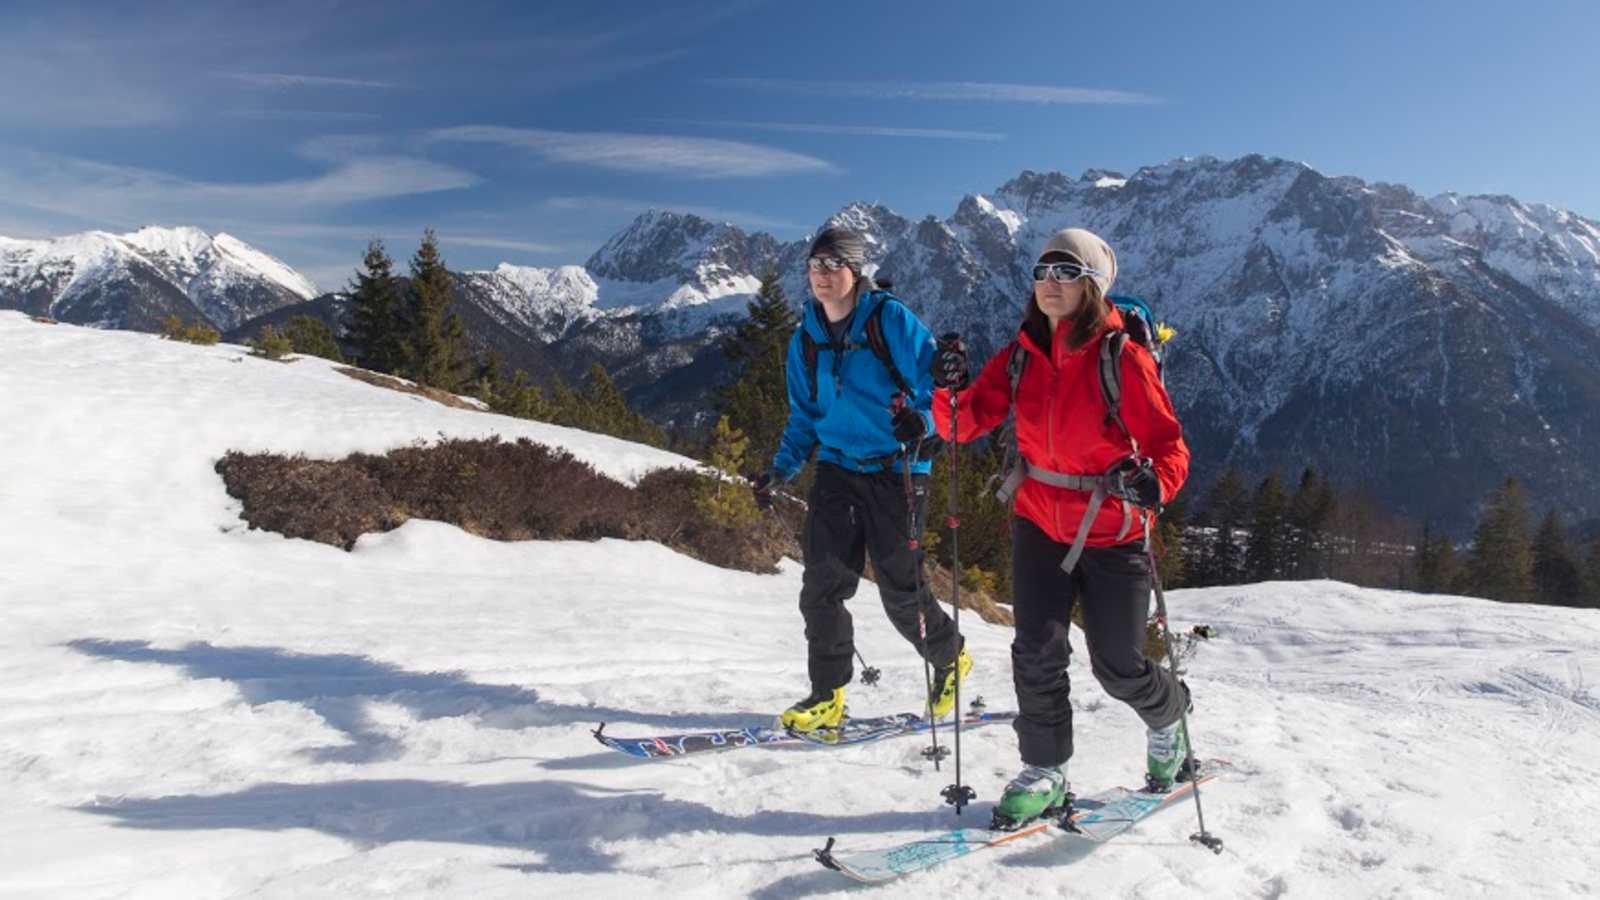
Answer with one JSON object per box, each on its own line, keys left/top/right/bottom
{"left": 0, "top": 226, "right": 316, "bottom": 332}
{"left": 6, "top": 154, "right": 1599, "bottom": 528}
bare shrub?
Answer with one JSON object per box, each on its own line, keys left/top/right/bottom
{"left": 216, "top": 451, "right": 399, "bottom": 549}
{"left": 218, "top": 438, "right": 790, "bottom": 575}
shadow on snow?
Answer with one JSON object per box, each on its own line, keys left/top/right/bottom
{"left": 75, "top": 777, "right": 950, "bottom": 877}
{"left": 64, "top": 638, "right": 774, "bottom": 763}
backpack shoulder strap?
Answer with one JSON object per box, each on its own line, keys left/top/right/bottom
{"left": 1098, "top": 330, "right": 1139, "bottom": 453}
{"left": 1006, "top": 339, "right": 1027, "bottom": 407}
{"left": 991, "top": 340, "right": 1030, "bottom": 505}
{"left": 799, "top": 327, "right": 820, "bottom": 404}
{"left": 862, "top": 296, "right": 913, "bottom": 397}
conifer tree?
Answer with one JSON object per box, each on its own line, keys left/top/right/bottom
{"left": 1245, "top": 472, "right": 1289, "bottom": 582}
{"left": 1466, "top": 478, "right": 1535, "bottom": 603}
{"left": 1286, "top": 468, "right": 1335, "bottom": 579}
{"left": 404, "top": 229, "right": 470, "bottom": 391}
{"left": 248, "top": 324, "right": 293, "bottom": 360}
{"left": 493, "top": 369, "right": 553, "bottom": 421}
{"left": 1155, "top": 493, "right": 1188, "bottom": 588}
{"left": 1197, "top": 468, "right": 1248, "bottom": 586}
{"left": 471, "top": 352, "right": 504, "bottom": 405}
{"left": 1413, "top": 522, "right": 1462, "bottom": 594}
{"left": 346, "top": 240, "right": 408, "bottom": 374}
{"left": 1532, "top": 511, "right": 1584, "bottom": 607}
{"left": 717, "top": 268, "right": 796, "bottom": 468}
{"left": 697, "top": 416, "right": 759, "bottom": 528}
{"left": 282, "top": 315, "right": 345, "bottom": 362}
{"left": 579, "top": 363, "right": 668, "bottom": 447}
{"left": 1582, "top": 537, "right": 1600, "bottom": 609}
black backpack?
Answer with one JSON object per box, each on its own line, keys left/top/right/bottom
{"left": 797, "top": 292, "right": 913, "bottom": 404}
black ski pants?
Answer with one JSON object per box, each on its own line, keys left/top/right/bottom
{"left": 1010, "top": 515, "right": 1186, "bottom": 768}
{"left": 799, "top": 462, "right": 962, "bottom": 693}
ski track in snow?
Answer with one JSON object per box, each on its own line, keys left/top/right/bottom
{"left": 2, "top": 311, "right": 1599, "bottom": 898}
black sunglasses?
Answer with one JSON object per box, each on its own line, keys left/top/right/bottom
{"left": 1032, "top": 261, "right": 1101, "bottom": 283}
{"left": 807, "top": 256, "right": 851, "bottom": 273}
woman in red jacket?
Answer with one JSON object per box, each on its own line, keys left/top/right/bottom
{"left": 932, "top": 227, "right": 1192, "bottom": 827}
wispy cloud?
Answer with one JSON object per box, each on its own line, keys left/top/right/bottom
{"left": 0, "top": 148, "right": 478, "bottom": 230}
{"left": 223, "top": 109, "right": 383, "bottom": 122}
{"left": 446, "top": 235, "right": 567, "bottom": 254}
{"left": 646, "top": 117, "right": 1005, "bottom": 142}
{"left": 222, "top": 71, "right": 401, "bottom": 90}
{"left": 427, "top": 126, "right": 837, "bottom": 179}
{"left": 250, "top": 225, "right": 570, "bottom": 256}
{"left": 544, "top": 196, "right": 807, "bottom": 233}
{"left": 705, "top": 78, "right": 1162, "bottom": 105}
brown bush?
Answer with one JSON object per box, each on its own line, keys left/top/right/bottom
{"left": 216, "top": 438, "right": 789, "bottom": 573}
{"left": 355, "top": 438, "right": 634, "bottom": 541}
{"left": 216, "top": 451, "right": 400, "bottom": 549}
{"left": 635, "top": 468, "right": 789, "bottom": 574}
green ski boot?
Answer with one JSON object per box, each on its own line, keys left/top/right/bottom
{"left": 991, "top": 764, "right": 1068, "bottom": 830}
{"left": 1145, "top": 718, "right": 1191, "bottom": 792}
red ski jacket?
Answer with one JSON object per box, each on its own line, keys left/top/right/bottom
{"left": 934, "top": 308, "right": 1189, "bottom": 549}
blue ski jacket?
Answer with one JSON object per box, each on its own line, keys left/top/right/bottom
{"left": 771, "top": 289, "right": 937, "bottom": 481}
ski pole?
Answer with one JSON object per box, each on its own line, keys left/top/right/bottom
{"left": 762, "top": 497, "right": 880, "bottom": 687}
{"left": 1147, "top": 522, "right": 1223, "bottom": 854}
{"left": 941, "top": 386, "right": 975, "bottom": 814}
{"left": 895, "top": 394, "right": 944, "bottom": 770}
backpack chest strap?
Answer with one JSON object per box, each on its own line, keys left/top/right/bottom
{"left": 1009, "top": 458, "right": 1136, "bottom": 574}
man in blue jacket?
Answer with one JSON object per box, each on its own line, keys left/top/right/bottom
{"left": 751, "top": 226, "right": 970, "bottom": 732}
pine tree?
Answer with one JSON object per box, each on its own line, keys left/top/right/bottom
{"left": 248, "top": 324, "right": 293, "bottom": 360}
{"left": 717, "top": 268, "right": 797, "bottom": 469}
{"left": 1413, "top": 522, "right": 1462, "bottom": 594}
{"left": 1244, "top": 472, "right": 1289, "bottom": 582}
{"left": 1531, "top": 511, "right": 1585, "bottom": 607}
{"left": 578, "top": 363, "right": 669, "bottom": 447}
{"left": 404, "top": 229, "right": 471, "bottom": 391}
{"left": 470, "top": 352, "right": 504, "bottom": 405}
{"left": 1466, "top": 478, "right": 1535, "bottom": 603}
{"left": 346, "top": 240, "right": 408, "bottom": 374}
{"left": 1196, "top": 468, "right": 1248, "bottom": 586}
{"left": 1286, "top": 468, "right": 1335, "bottom": 579}
{"left": 1582, "top": 537, "right": 1600, "bottom": 609}
{"left": 697, "top": 416, "right": 759, "bottom": 528}
{"left": 1155, "top": 493, "right": 1188, "bottom": 588}
{"left": 492, "top": 369, "right": 553, "bottom": 421}
{"left": 282, "top": 315, "right": 345, "bottom": 362}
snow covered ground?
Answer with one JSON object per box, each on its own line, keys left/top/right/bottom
{"left": 2, "top": 310, "right": 1598, "bottom": 898}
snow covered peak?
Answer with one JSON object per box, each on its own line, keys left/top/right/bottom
{"left": 119, "top": 224, "right": 215, "bottom": 262}
{"left": 211, "top": 233, "right": 320, "bottom": 301}
{"left": 584, "top": 210, "right": 781, "bottom": 299}
{"left": 0, "top": 225, "right": 319, "bottom": 331}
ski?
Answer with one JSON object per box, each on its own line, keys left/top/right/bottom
{"left": 813, "top": 760, "right": 1226, "bottom": 883}
{"left": 592, "top": 709, "right": 1018, "bottom": 760}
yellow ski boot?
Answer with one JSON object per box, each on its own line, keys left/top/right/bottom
{"left": 928, "top": 646, "right": 973, "bottom": 719}
{"left": 780, "top": 687, "right": 846, "bottom": 733}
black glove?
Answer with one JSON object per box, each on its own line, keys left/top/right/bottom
{"left": 932, "top": 332, "right": 970, "bottom": 390}
{"left": 891, "top": 404, "right": 927, "bottom": 443}
{"left": 749, "top": 470, "right": 777, "bottom": 511}
{"left": 1114, "top": 457, "right": 1163, "bottom": 510}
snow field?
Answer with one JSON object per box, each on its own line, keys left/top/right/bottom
{"left": 2, "top": 311, "right": 1598, "bottom": 898}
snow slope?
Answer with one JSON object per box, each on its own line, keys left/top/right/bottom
{"left": 2, "top": 311, "right": 1598, "bottom": 898}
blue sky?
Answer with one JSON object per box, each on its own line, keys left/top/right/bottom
{"left": 2, "top": 0, "right": 1596, "bottom": 290}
